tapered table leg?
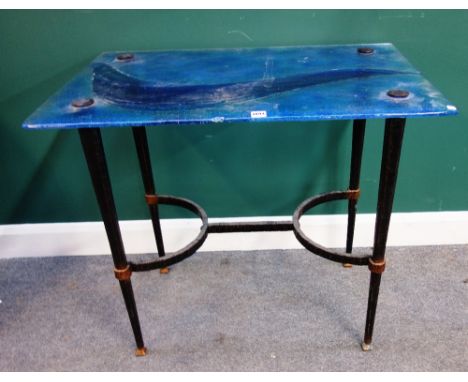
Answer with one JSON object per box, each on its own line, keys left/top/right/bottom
{"left": 132, "top": 127, "right": 169, "bottom": 274}
{"left": 362, "top": 118, "right": 406, "bottom": 351}
{"left": 79, "top": 128, "right": 146, "bottom": 356}
{"left": 344, "top": 119, "right": 366, "bottom": 267}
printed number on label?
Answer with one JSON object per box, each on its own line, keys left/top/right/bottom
{"left": 251, "top": 110, "right": 267, "bottom": 118}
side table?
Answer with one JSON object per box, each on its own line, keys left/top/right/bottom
{"left": 23, "top": 43, "right": 457, "bottom": 356}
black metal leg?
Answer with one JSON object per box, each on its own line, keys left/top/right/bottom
{"left": 362, "top": 118, "right": 406, "bottom": 351}
{"left": 132, "top": 127, "right": 169, "bottom": 274}
{"left": 345, "top": 119, "right": 366, "bottom": 267}
{"left": 79, "top": 128, "right": 147, "bottom": 356}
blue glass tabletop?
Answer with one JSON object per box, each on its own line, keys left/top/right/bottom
{"left": 23, "top": 43, "right": 457, "bottom": 130}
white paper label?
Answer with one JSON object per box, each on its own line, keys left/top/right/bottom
{"left": 251, "top": 110, "right": 267, "bottom": 118}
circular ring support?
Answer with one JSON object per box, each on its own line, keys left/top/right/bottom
{"left": 293, "top": 190, "right": 370, "bottom": 266}
{"left": 130, "top": 195, "right": 208, "bottom": 272}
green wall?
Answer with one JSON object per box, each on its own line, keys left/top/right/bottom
{"left": 0, "top": 10, "right": 466, "bottom": 224}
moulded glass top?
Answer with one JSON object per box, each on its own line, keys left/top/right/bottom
{"left": 23, "top": 43, "right": 457, "bottom": 130}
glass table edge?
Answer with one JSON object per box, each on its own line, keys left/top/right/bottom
{"left": 22, "top": 109, "right": 458, "bottom": 130}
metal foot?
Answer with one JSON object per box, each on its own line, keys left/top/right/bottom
{"left": 361, "top": 342, "right": 372, "bottom": 352}
{"left": 135, "top": 347, "right": 148, "bottom": 357}
{"left": 160, "top": 267, "right": 170, "bottom": 274}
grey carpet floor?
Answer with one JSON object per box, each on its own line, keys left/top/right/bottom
{"left": 0, "top": 245, "right": 467, "bottom": 371}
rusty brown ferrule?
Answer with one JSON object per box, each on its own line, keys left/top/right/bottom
{"left": 114, "top": 265, "right": 132, "bottom": 281}
{"left": 368, "top": 258, "right": 386, "bottom": 274}
{"left": 347, "top": 188, "right": 361, "bottom": 201}
{"left": 135, "top": 347, "right": 147, "bottom": 356}
{"left": 145, "top": 194, "right": 158, "bottom": 205}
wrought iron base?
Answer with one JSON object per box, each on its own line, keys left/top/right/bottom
{"left": 129, "top": 195, "right": 208, "bottom": 272}
{"left": 128, "top": 190, "right": 371, "bottom": 273}
{"left": 79, "top": 117, "right": 406, "bottom": 356}
{"left": 293, "top": 190, "right": 370, "bottom": 266}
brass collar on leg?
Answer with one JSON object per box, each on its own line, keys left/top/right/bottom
{"left": 368, "top": 258, "right": 386, "bottom": 274}
{"left": 114, "top": 265, "right": 132, "bottom": 281}
{"left": 145, "top": 194, "right": 158, "bottom": 205}
{"left": 347, "top": 188, "right": 361, "bottom": 200}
